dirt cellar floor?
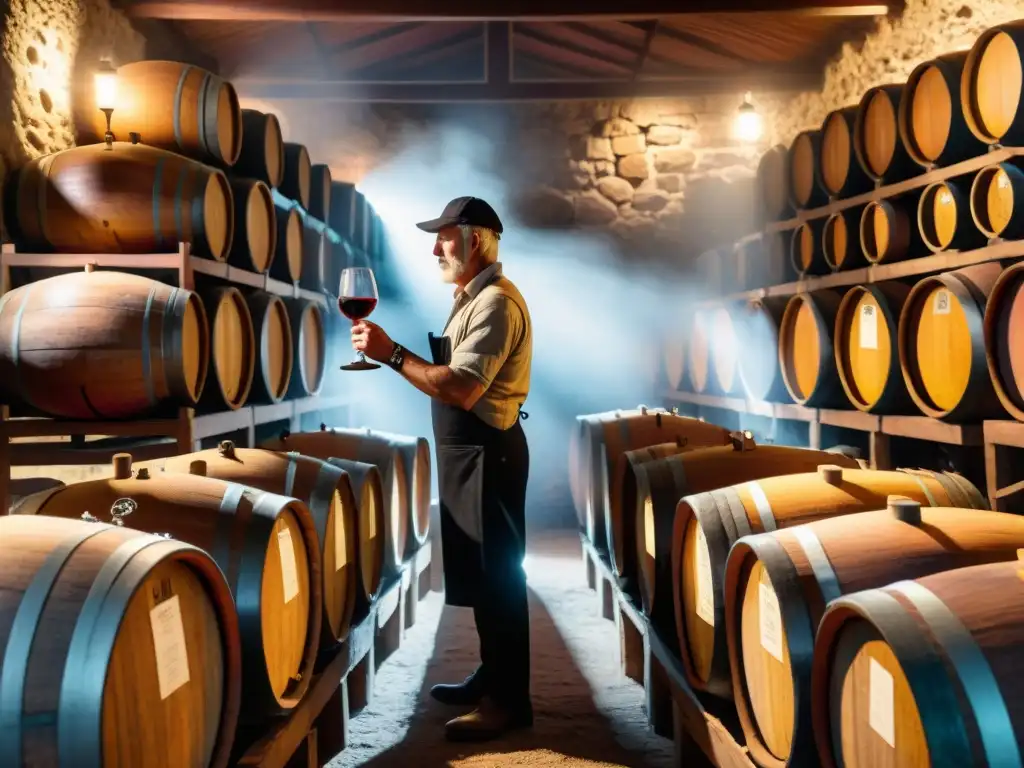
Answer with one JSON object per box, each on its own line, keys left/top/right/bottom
{"left": 328, "top": 531, "right": 675, "bottom": 768}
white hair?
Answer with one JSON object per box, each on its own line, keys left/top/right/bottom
{"left": 461, "top": 225, "right": 500, "bottom": 264}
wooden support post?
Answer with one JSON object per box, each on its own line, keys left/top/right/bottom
{"left": 644, "top": 634, "right": 675, "bottom": 739}
{"left": 617, "top": 600, "right": 644, "bottom": 684}
{"left": 313, "top": 684, "right": 346, "bottom": 764}
{"left": 347, "top": 643, "right": 375, "bottom": 715}
{"left": 869, "top": 431, "right": 891, "bottom": 470}
{"left": 585, "top": 548, "right": 597, "bottom": 590}
{"left": 598, "top": 572, "right": 615, "bottom": 621}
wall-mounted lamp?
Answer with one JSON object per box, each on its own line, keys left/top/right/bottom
{"left": 94, "top": 59, "right": 118, "bottom": 150}
{"left": 733, "top": 91, "right": 764, "bottom": 144}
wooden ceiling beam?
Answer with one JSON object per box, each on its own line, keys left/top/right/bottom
{"left": 124, "top": 0, "right": 892, "bottom": 21}
{"left": 232, "top": 68, "right": 823, "bottom": 102}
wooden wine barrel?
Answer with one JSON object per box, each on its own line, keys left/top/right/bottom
{"left": 270, "top": 202, "right": 304, "bottom": 283}
{"left": 688, "top": 309, "right": 713, "bottom": 393}
{"left": 970, "top": 160, "right": 1024, "bottom": 239}
{"left": 162, "top": 442, "right": 359, "bottom": 646}
{"left": 818, "top": 106, "right": 872, "bottom": 198}
{"left": 811, "top": 556, "right": 1024, "bottom": 768}
{"left": 778, "top": 290, "right": 846, "bottom": 408}
{"left": 736, "top": 297, "right": 791, "bottom": 403}
{"left": 309, "top": 164, "right": 332, "bottom": 221}
{"left": 917, "top": 177, "right": 987, "bottom": 252}
{"left": 85, "top": 60, "right": 242, "bottom": 167}
{"left": 834, "top": 283, "right": 913, "bottom": 414}
{"left": 823, "top": 207, "right": 867, "bottom": 271}
{"left": 962, "top": 21, "right": 1024, "bottom": 146}
{"left": 898, "top": 53, "right": 987, "bottom": 168}
{"left": 636, "top": 443, "right": 861, "bottom": 643}
{"left": 608, "top": 421, "right": 735, "bottom": 580}
{"left": 728, "top": 499, "right": 1014, "bottom": 768}
{"left": 261, "top": 427, "right": 411, "bottom": 574}
{"left": 243, "top": 291, "right": 293, "bottom": 405}
{"left": 284, "top": 299, "right": 326, "bottom": 398}
{"left": 228, "top": 178, "right": 276, "bottom": 274}
{"left": 0, "top": 270, "right": 209, "bottom": 419}
{"left": 281, "top": 143, "right": 312, "bottom": 209}
{"left": 372, "top": 431, "right": 432, "bottom": 552}
{"left": 197, "top": 286, "right": 255, "bottom": 412}
{"left": 788, "top": 130, "right": 828, "bottom": 209}
{"left": 8, "top": 142, "right": 233, "bottom": 260}
{"left": 898, "top": 262, "right": 1004, "bottom": 421}
{"left": 13, "top": 454, "right": 322, "bottom": 721}
{"left": 674, "top": 465, "right": 985, "bottom": 699}
{"left": 853, "top": 84, "right": 920, "bottom": 183}
{"left": 662, "top": 309, "right": 690, "bottom": 391}
{"left": 570, "top": 409, "right": 638, "bottom": 531}
{"left": 300, "top": 220, "right": 328, "bottom": 293}
{"left": 790, "top": 219, "right": 827, "bottom": 277}
{"left": 984, "top": 260, "right": 1024, "bottom": 421}
{"left": 859, "top": 195, "right": 924, "bottom": 264}
{"left": 757, "top": 145, "right": 792, "bottom": 221}
{"left": 320, "top": 296, "right": 347, "bottom": 376}
{"left": 710, "top": 306, "right": 740, "bottom": 395}
{"left": 235, "top": 109, "right": 285, "bottom": 188}
{"left": 325, "top": 457, "right": 385, "bottom": 613}
{"left": 0, "top": 515, "right": 242, "bottom": 768}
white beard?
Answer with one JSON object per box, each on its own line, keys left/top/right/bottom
{"left": 438, "top": 254, "right": 466, "bottom": 284}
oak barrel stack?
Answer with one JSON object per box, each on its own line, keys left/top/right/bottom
{"left": 673, "top": 465, "right": 985, "bottom": 700}
{"left": 634, "top": 442, "right": 861, "bottom": 644}
{"left": 833, "top": 282, "right": 913, "bottom": 414}
{"left": 757, "top": 145, "right": 792, "bottom": 221}
{"left": 853, "top": 84, "right": 919, "bottom": 183}
{"left": 726, "top": 499, "right": 1013, "bottom": 768}
{"left": 969, "top": 160, "right": 1024, "bottom": 239}
{"left": 243, "top": 291, "right": 294, "bottom": 405}
{"left": 790, "top": 219, "right": 827, "bottom": 277}
{"left": 261, "top": 427, "right": 412, "bottom": 575}
{"left": 281, "top": 143, "right": 312, "bottom": 210}
{"left": 962, "top": 20, "right": 1024, "bottom": 147}
{"left": 898, "top": 52, "right": 986, "bottom": 168}
{"left": 235, "top": 109, "right": 285, "bottom": 188}
{"left": 161, "top": 442, "right": 360, "bottom": 647}
{"left": 197, "top": 286, "right": 255, "bottom": 412}
{"left": 812, "top": 557, "right": 1024, "bottom": 768}
{"left": 325, "top": 457, "right": 386, "bottom": 615}
{"left": 897, "top": 262, "right": 1005, "bottom": 421}
{"left": 0, "top": 270, "right": 210, "bottom": 419}
{"left": 985, "top": 260, "right": 1024, "bottom": 421}
{"left": 6, "top": 142, "right": 234, "bottom": 260}
{"left": 736, "top": 297, "right": 791, "bottom": 403}
{"left": 818, "top": 106, "right": 872, "bottom": 199}
{"left": 284, "top": 299, "right": 326, "bottom": 398}
{"left": 270, "top": 201, "right": 304, "bottom": 284}
{"left": 859, "top": 194, "right": 924, "bottom": 264}
{"left": 227, "top": 178, "right": 276, "bottom": 274}
{"left": 822, "top": 207, "right": 866, "bottom": 272}
{"left": 82, "top": 60, "right": 243, "bottom": 168}
{"left": 0, "top": 514, "right": 242, "bottom": 768}
{"left": 12, "top": 453, "right": 323, "bottom": 722}
{"left": 917, "top": 177, "right": 986, "bottom": 253}
{"left": 309, "top": 164, "right": 333, "bottom": 222}
{"left": 788, "top": 130, "right": 828, "bottom": 209}
{"left": 778, "top": 290, "right": 847, "bottom": 408}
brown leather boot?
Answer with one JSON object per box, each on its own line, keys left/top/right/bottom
{"left": 444, "top": 696, "right": 534, "bottom": 742}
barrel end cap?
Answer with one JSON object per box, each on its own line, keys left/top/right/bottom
{"left": 189, "top": 459, "right": 208, "bottom": 477}
{"left": 112, "top": 452, "right": 133, "bottom": 480}
{"left": 818, "top": 464, "right": 844, "bottom": 485}
{"left": 888, "top": 495, "right": 921, "bottom": 524}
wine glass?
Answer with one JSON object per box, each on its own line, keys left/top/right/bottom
{"left": 339, "top": 267, "right": 381, "bottom": 371}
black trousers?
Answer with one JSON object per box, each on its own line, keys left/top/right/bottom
{"left": 472, "top": 418, "right": 531, "bottom": 708}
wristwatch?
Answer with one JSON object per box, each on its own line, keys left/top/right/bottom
{"left": 388, "top": 343, "right": 405, "bottom": 371}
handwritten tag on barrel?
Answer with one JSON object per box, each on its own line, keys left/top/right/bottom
{"left": 149, "top": 594, "right": 191, "bottom": 700}
{"left": 869, "top": 657, "right": 896, "bottom": 748}
{"left": 278, "top": 527, "right": 300, "bottom": 603}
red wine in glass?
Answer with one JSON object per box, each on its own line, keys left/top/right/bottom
{"left": 339, "top": 266, "right": 381, "bottom": 371}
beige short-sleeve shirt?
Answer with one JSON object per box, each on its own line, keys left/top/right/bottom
{"left": 443, "top": 262, "right": 532, "bottom": 430}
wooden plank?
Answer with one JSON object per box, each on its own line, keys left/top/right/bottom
{"left": 126, "top": 0, "right": 892, "bottom": 21}
{"left": 819, "top": 409, "right": 879, "bottom": 431}
{"left": 880, "top": 415, "right": 983, "bottom": 446}
{"left": 985, "top": 420, "right": 1024, "bottom": 450}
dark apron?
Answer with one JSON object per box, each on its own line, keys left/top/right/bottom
{"left": 429, "top": 331, "right": 529, "bottom": 608}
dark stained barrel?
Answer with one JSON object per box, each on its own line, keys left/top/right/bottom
{"left": 969, "top": 160, "right": 1024, "bottom": 240}
{"left": 984, "top": 260, "right": 1024, "bottom": 421}
{"left": 243, "top": 291, "right": 293, "bottom": 405}
{"left": 281, "top": 143, "right": 312, "bottom": 209}
{"left": 227, "top": 177, "right": 276, "bottom": 274}
{"left": 823, "top": 206, "right": 868, "bottom": 271}
{"left": 234, "top": 109, "right": 285, "bottom": 187}
{"left": 818, "top": 106, "right": 872, "bottom": 198}
{"left": 757, "top": 145, "right": 793, "bottom": 221}
{"left": 853, "top": 84, "right": 920, "bottom": 183}
{"left": 917, "top": 176, "right": 987, "bottom": 253}
{"left": 788, "top": 130, "right": 828, "bottom": 209}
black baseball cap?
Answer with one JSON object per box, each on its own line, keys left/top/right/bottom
{"left": 415, "top": 196, "right": 503, "bottom": 236}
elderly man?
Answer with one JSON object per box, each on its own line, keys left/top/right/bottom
{"left": 351, "top": 196, "right": 534, "bottom": 742}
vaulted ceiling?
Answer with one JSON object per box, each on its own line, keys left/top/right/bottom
{"left": 118, "top": 0, "right": 900, "bottom": 101}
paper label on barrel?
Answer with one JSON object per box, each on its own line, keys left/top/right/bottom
{"left": 932, "top": 289, "right": 951, "bottom": 315}
{"left": 869, "top": 657, "right": 896, "bottom": 748}
{"left": 278, "top": 527, "right": 300, "bottom": 604}
{"left": 758, "top": 582, "right": 784, "bottom": 662}
{"left": 695, "top": 525, "right": 714, "bottom": 626}
{"left": 334, "top": 512, "right": 347, "bottom": 572}
{"left": 644, "top": 496, "right": 656, "bottom": 558}
{"left": 149, "top": 595, "right": 191, "bottom": 701}
{"left": 859, "top": 304, "right": 878, "bottom": 350}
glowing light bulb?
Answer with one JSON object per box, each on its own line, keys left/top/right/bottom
{"left": 94, "top": 60, "right": 118, "bottom": 111}
{"left": 733, "top": 91, "right": 764, "bottom": 144}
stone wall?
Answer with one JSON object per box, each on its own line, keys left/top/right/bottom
{"left": 0, "top": 0, "right": 217, "bottom": 172}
